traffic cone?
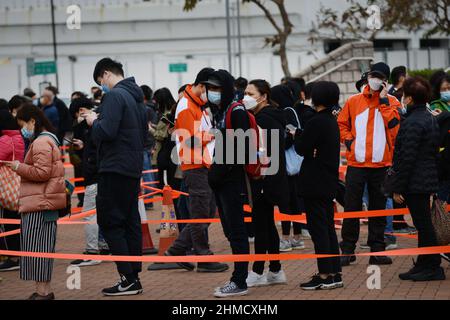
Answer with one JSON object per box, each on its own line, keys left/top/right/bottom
{"left": 148, "top": 185, "right": 183, "bottom": 271}
{"left": 157, "top": 185, "right": 179, "bottom": 255}
{"left": 138, "top": 197, "right": 158, "bottom": 255}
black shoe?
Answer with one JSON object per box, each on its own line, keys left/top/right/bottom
{"left": 102, "top": 276, "right": 143, "bottom": 296}
{"left": 300, "top": 275, "right": 337, "bottom": 290}
{"left": 197, "top": 262, "right": 229, "bottom": 273}
{"left": 164, "top": 251, "right": 195, "bottom": 271}
{"left": 0, "top": 259, "right": 20, "bottom": 272}
{"left": 340, "top": 255, "right": 356, "bottom": 267}
{"left": 410, "top": 267, "right": 446, "bottom": 282}
{"left": 27, "top": 292, "right": 55, "bottom": 300}
{"left": 369, "top": 256, "right": 393, "bottom": 265}
{"left": 399, "top": 262, "right": 425, "bottom": 281}
{"left": 99, "top": 249, "right": 111, "bottom": 255}
{"left": 333, "top": 273, "right": 344, "bottom": 288}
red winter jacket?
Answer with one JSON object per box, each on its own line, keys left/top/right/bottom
{"left": 0, "top": 130, "right": 25, "bottom": 162}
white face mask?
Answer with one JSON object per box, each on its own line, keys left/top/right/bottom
{"left": 368, "top": 78, "right": 383, "bottom": 91}
{"left": 242, "top": 95, "right": 258, "bottom": 110}
{"left": 200, "top": 91, "right": 208, "bottom": 103}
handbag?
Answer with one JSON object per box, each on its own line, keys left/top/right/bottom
{"left": 430, "top": 197, "right": 450, "bottom": 245}
{"left": 285, "top": 107, "right": 304, "bottom": 176}
{"left": 0, "top": 139, "right": 20, "bottom": 211}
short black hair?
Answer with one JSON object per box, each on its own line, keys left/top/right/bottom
{"left": 93, "top": 58, "right": 124, "bottom": 85}
{"left": 234, "top": 77, "right": 248, "bottom": 91}
{"left": 69, "top": 97, "right": 94, "bottom": 118}
{"left": 140, "top": 85, "right": 153, "bottom": 101}
{"left": 71, "top": 91, "right": 86, "bottom": 100}
{"left": 45, "top": 86, "right": 59, "bottom": 95}
{"left": 0, "top": 109, "right": 19, "bottom": 131}
{"left": 194, "top": 68, "right": 214, "bottom": 86}
{"left": 404, "top": 76, "right": 432, "bottom": 105}
{"left": 0, "top": 98, "right": 8, "bottom": 111}
{"left": 431, "top": 73, "right": 450, "bottom": 101}
{"left": 311, "top": 81, "right": 340, "bottom": 108}
{"left": 8, "top": 95, "right": 26, "bottom": 113}
{"left": 390, "top": 66, "right": 407, "bottom": 86}
{"left": 23, "top": 88, "right": 36, "bottom": 98}
{"left": 304, "top": 82, "right": 315, "bottom": 100}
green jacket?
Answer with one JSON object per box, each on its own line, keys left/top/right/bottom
{"left": 431, "top": 99, "right": 450, "bottom": 112}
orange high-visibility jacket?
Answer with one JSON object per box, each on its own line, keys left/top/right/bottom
{"left": 338, "top": 86, "right": 401, "bottom": 168}
{"left": 174, "top": 85, "right": 214, "bottom": 172}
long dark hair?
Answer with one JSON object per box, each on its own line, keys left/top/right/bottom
{"left": 431, "top": 73, "right": 450, "bottom": 102}
{"left": 16, "top": 103, "right": 56, "bottom": 139}
{"left": 154, "top": 88, "right": 176, "bottom": 114}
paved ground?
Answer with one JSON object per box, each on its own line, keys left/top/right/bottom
{"left": 1, "top": 200, "right": 449, "bottom": 300}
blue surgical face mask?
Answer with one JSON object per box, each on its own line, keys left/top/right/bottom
{"left": 101, "top": 84, "right": 110, "bottom": 94}
{"left": 441, "top": 90, "right": 450, "bottom": 102}
{"left": 21, "top": 126, "right": 34, "bottom": 139}
{"left": 207, "top": 91, "right": 222, "bottom": 106}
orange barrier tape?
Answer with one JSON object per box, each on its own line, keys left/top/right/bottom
{"left": 142, "top": 169, "right": 159, "bottom": 174}
{"left": 69, "top": 177, "right": 85, "bottom": 183}
{"left": 1, "top": 245, "right": 449, "bottom": 263}
{"left": 0, "top": 229, "right": 20, "bottom": 238}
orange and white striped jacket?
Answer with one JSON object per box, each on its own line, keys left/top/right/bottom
{"left": 174, "top": 85, "right": 215, "bottom": 172}
{"left": 338, "top": 86, "right": 401, "bottom": 168}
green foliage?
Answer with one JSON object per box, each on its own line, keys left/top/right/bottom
{"left": 408, "top": 69, "right": 450, "bottom": 80}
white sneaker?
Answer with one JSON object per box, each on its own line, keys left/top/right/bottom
{"left": 246, "top": 271, "right": 268, "bottom": 287}
{"left": 290, "top": 238, "right": 305, "bottom": 250}
{"left": 301, "top": 229, "right": 311, "bottom": 239}
{"left": 279, "top": 239, "right": 292, "bottom": 252}
{"left": 267, "top": 270, "right": 287, "bottom": 286}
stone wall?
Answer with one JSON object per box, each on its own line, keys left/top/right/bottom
{"left": 296, "top": 41, "right": 375, "bottom": 103}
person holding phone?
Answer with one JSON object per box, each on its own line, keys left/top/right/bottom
{"left": 337, "top": 62, "right": 401, "bottom": 266}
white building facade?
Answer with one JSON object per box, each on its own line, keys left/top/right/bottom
{"left": 0, "top": 0, "right": 448, "bottom": 99}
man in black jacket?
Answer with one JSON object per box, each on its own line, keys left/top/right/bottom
{"left": 85, "top": 58, "right": 148, "bottom": 296}
{"left": 205, "top": 70, "right": 251, "bottom": 298}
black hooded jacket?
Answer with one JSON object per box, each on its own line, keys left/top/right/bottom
{"left": 252, "top": 106, "right": 289, "bottom": 210}
{"left": 208, "top": 70, "right": 251, "bottom": 189}
{"left": 437, "top": 111, "right": 450, "bottom": 180}
{"left": 92, "top": 77, "right": 149, "bottom": 179}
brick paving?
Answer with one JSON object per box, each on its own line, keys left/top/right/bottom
{"left": 1, "top": 201, "right": 449, "bottom": 300}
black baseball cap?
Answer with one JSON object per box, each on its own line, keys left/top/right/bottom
{"left": 369, "top": 62, "right": 390, "bottom": 80}
{"left": 202, "top": 75, "right": 222, "bottom": 88}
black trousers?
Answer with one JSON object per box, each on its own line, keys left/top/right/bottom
{"left": 215, "top": 180, "right": 249, "bottom": 289}
{"left": 341, "top": 166, "right": 387, "bottom": 253}
{"left": 252, "top": 181, "right": 281, "bottom": 275}
{"left": 405, "top": 194, "right": 441, "bottom": 269}
{"left": 0, "top": 208, "right": 21, "bottom": 252}
{"left": 304, "top": 197, "right": 341, "bottom": 275}
{"left": 96, "top": 172, "right": 142, "bottom": 279}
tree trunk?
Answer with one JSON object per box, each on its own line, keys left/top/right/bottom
{"left": 279, "top": 35, "right": 291, "bottom": 78}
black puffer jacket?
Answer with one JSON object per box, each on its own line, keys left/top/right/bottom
{"left": 92, "top": 77, "right": 148, "bottom": 179}
{"left": 391, "top": 105, "right": 440, "bottom": 194}
{"left": 436, "top": 111, "right": 450, "bottom": 181}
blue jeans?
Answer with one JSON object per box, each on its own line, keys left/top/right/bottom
{"left": 142, "top": 151, "right": 155, "bottom": 204}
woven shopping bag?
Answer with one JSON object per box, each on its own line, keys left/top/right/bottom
{"left": 430, "top": 197, "right": 450, "bottom": 245}
{"left": 0, "top": 139, "right": 20, "bottom": 211}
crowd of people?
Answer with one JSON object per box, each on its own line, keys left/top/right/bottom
{"left": 0, "top": 57, "right": 449, "bottom": 299}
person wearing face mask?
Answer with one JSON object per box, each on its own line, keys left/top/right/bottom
{"left": 0, "top": 110, "right": 25, "bottom": 273}
{"left": 430, "top": 74, "right": 450, "bottom": 113}
{"left": 337, "top": 62, "right": 401, "bottom": 267}
{"left": 38, "top": 89, "right": 60, "bottom": 138}
{"left": 243, "top": 80, "right": 290, "bottom": 288}
{"left": 68, "top": 97, "right": 109, "bottom": 268}
{"left": 1, "top": 103, "right": 65, "bottom": 300}
{"left": 201, "top": 70, "right": 252, "bottom": 297}
{"left": 390, "top": 77, "right": 446, "bottom": 281}
{"left": 164, "top": 68, "right": 229, "bottom": 274}
{"left": 86, "top": 58, "right": 149, "bottom": 296}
